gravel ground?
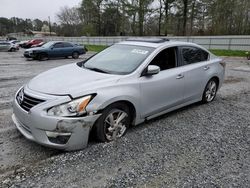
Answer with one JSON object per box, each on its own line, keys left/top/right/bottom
{"left": 0, "top": 50, "right": 250, "bottom": 187}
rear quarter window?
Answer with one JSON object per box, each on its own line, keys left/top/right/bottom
{"left": 181, "top": 46, "right": 209, "bottom": 65}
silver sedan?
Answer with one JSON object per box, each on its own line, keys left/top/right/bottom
{"left": 12, "top": 38, "right": 225, "bottom": 151}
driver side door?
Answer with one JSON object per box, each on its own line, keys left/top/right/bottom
{"left": 49, "top": 42, "right": 64, "bottom": 57}
{"left": 139, "top": 47, "right": 186, "bottom": 118}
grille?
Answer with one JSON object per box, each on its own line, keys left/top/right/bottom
{"left": 17, "top": 90, "right": 45, "bottom": 112}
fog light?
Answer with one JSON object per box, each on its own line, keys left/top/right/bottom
{"left": 46, "top": 131, "right": 71, "bottom": 145}
{"left": 46, "top": 131, "right": 71, "bottom": 138}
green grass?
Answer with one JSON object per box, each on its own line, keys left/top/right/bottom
{"left": 210, "top": 49, "right": 248, "bottom": 57}
{"left": 85, "top": 45, "right": 107, "bottom": 52}
{"left": 84, "top": 44, "right": 248, "bottom": 57}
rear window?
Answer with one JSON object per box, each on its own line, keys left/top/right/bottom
{"left": 181, "top": 46, "right": 209, "bottom": 65}
{"left": 64, "top": 42, "right": 73, "bottom": 47}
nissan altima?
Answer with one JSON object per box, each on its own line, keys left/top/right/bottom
{"left": 12, "top": 38, "right": 225, "bottom": 151}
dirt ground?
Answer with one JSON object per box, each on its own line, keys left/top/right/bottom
{"left": 0, "top": 50, "right": 249, "bottom": 187}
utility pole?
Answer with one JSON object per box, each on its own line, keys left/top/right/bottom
{"left": 48, "top": 16, "right": 51, "bottom": 36}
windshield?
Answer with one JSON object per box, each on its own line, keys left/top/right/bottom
{"left": 41, "top": 41, "right": 54, "bottom": 48}
{"left": 83, "top": 44, "right": 154, "bottom": 75}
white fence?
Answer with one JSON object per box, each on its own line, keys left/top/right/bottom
{"left": 17, "top": 35, "right": 250, "bottom": 51}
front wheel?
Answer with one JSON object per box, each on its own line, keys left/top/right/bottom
{"left": 72, "top": 51, "right": 79, "bottom": 59}
{"left": 38, "top": 53, "right": 48, "bottom": 61}
{"left": 95, "top": 103, "right": 131, "bottom": 142}
{"left": 202, "top": 79, "right": 218, "bottom": 103}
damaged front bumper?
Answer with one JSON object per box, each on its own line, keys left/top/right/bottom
{"left": 12, "top": 88, "right": 101, "bottom": 151}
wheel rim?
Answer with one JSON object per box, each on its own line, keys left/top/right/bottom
{"left": 104, "top": 109, "right": 128, "bottom": 141}
{"left": 73, "top": 52, "right": 78, "bottom": 58}
{"left": 205, "top": 80, "right": 217, "bottom": 102}
{"left": 40, "top": 54, "right": 48, "bottom": 60}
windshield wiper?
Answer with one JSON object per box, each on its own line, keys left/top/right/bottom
{"left": 84, "top": 65, "right": 109, "bottom": 74}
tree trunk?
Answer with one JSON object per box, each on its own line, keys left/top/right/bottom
{"left": 138, "top": 0, "right": 144, "bottom": 36}
{"left": 164, "top": 0, "right": 169, "bottom": 36}
{"left": 182, "top": 0, "right": 188, "bottom": 36}
{"left": 158, "top": 0, "right": 163, "bottom": 35}
{"left": 190, "top": 0, "right": 195, "bottom": 35}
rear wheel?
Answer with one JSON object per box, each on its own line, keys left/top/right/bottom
{"left": 202, "top": 79, "right": 218, "bottom": 103}
{"left": 95, "top": 103, "right": 131, "bottom": 142}
{"left": 72, "top": 51, "right": 79, "bottom": 59}
{"left": 10, "top": 48, "right": 16, "bottom": 52}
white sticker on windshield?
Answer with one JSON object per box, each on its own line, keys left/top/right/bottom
{"left": 131, "top": 49, "right": 149, "bottom": 55}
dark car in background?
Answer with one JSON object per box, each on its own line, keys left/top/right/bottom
{"left": 24, "top": 41, "right": 87, "bottom": 60}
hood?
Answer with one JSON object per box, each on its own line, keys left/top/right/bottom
{"left": 25, "top": 47, "right": 44, "bottom": 52}
{"left": 27, "top": 63, "right": 121, "bottom": 96}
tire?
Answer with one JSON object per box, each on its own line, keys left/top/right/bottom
{"left": 202, "top": 78, "right": 218, "bottom": 103}
{"left": 10, "top": 48, "right": 16, "bottom": 52}
{"left": 95, "top": 103, "right": 131, "bottom": 142}
{"left": 38, "top": 53, "right": 48, "bottom": 61}
{"left": 72, "top": 51, "right": 79, "bottom": 59}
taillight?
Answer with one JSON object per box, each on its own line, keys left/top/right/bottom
{"left": 219, "top": 61, "right": 226, "bottom": 68}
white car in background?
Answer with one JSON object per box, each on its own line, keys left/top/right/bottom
{"left": 0, "top": 41, "right": 19, "bottom": 52}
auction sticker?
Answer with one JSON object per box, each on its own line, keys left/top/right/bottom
{"left": 131, "top": 49, "right": 149, "bottom": 55}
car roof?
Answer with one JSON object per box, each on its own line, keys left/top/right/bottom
{"left": 119, "top": 38, "right": 205, "bottom": 49}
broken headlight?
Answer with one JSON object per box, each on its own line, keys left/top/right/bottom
{"left": 47, "top": 95, "right": 92, "bottom": 117}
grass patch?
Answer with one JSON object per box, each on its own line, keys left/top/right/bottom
{"left": 84, "top": 45, "right": 248, "bottom": 57}
{"left": 85, "top": 45, "right": 107, "bottom": 52}
{"left": 210, "top": 49, "right": 248, "bottom": 57}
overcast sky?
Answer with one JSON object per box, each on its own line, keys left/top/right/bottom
{"left": 0, "top": 0, "right": 81, "bottom": 22}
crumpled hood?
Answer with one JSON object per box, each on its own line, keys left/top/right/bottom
{"left": 27, "top": 63, "right": 121, "bottom": 96}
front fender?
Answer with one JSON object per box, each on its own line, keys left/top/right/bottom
{"left": 86, "top": 85, "right": 142, "bottom": 125}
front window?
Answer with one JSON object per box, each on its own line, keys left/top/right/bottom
{"left": 82, "top": 44, "right": 154, "bottom": 75}
{"left": 41, "top": 41, "right": 55, "bottom": 48}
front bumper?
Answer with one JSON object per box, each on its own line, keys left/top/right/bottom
{"left": 12, "top": 88, "right": 101, "bottom": 151}
{"left": 23, "top": 51, "right": 36, "bottom": 58}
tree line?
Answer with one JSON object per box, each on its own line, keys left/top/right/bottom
{"left": 0, "top": 0, "right": 249, "bottom": 37}
{"left": 0, "top": 17, "right": 62, "bottom": 36}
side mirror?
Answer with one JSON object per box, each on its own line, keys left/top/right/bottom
{"left": 143, "top": 65, "right": 160, "bottom": 76}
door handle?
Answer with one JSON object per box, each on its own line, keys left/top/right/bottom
{"left": 204, "top": 66, "right": 210, "bottom": 71}
{"left": 176, "top": 74, "right": 184, "bottom": 79}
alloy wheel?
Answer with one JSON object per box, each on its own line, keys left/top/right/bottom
{"left": 205, "top": 80, "right": 217, "bottom": 102}
{"left": 104, "top": 109, "right": 128, "bottom": 141}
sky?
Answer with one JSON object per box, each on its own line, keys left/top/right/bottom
{"left": 0, "top": 0, "right": 81, "bottom": 22}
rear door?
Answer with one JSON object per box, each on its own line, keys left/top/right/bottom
{"left": 139, "top": 47, "right": 186, "bottom": 118}
{"left": 62, "top": 42, "right": 74, "bottom": 56}
{"left": 179, "top": 46, "right": 211, "bottom": 102}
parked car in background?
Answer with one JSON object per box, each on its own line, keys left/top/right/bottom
{"left": 0, "top": 41, "right": 19, "bottom": 52}
{"left": 24, "top": 41, "right": 87, "bottom": 60}
{"left": 22, "top": 39, "right": 43, "bottom": 48}
{"left": 9, "top": 40, "right": 21, "bottom": 45}
{"left": 19, "top": 40, "right": 29, "bottom": 48}
{"left": 13, "top": 38, "right": 225, "bottom": 150}
{"left": 9, "top": 40, "right": 21, "bottom": 49}
{"left": 6, "top": 37, "right": 17, "bottom": 41}
{"left": 31, "top": 41, "right": 46, "bottom": 48}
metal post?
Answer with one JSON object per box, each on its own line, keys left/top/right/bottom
{"left": 228, "top": 38, "right": 232, "bottom": 50}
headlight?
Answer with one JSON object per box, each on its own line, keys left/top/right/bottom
{"left": 47, "top": 95, "right": 92, "bottom": 117}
